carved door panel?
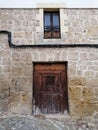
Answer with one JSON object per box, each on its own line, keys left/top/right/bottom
{"left": 34, "top": 63, "right": 68, "bottom": 114}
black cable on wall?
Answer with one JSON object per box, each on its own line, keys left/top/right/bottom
{"left": 0, "top": 30, "right": 98, "bottom": 48}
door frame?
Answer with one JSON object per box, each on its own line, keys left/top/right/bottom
{"left": 32, "top": 61, "right": 69, "bottom": 115}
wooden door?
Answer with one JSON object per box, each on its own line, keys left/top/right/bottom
{"left": 33, "top": 63, "right": 68, "bottom": 114}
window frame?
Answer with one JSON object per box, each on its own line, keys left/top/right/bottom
{"left": 44, "top": 11, "right": 61, "bottom": 39}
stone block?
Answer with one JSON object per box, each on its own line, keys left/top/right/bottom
{"left": 9, "top": 92, "right": 21, "bottom": 103}
{"left": 68, "top": 65, "right": 76, "bottom": 76}
{"left": 0, "top": 99, "right": 9, "bottom": 113}
{"left": 68, "top": 52, "right": 79, "bottom": 61}
{"left": 93, "top": 112, "right": 98, "bottom": 119}
{"left": 10, "top": 78, "right": 24, "bottom": 92}
{"left": 12, "top": 61, "right": 25, "bottom": 67}
{"left": 84, "top": 71, "right": 94, "bottom": 77}
{"left": 87, "top": 78, "right": 98, "bottom": 87}
{"left": 69, "top": 86, "right": 82, "bottom": 100}
{"left": 12, "top": 53, "right": 20, "bottom": 61}
{"left": 1, "top": 73, "right": 10, "bottom": 81}
{"left": 95, "top": 72, "right": 98, "bottom": 77}
{"left": 9, "top": 102, "right": 32, "bottom": 115}
{"left": 69, "top": 77, "right": 86, "bottom": 86}
{"left": 0, "top": 66, "right": 2, "bottom": 73}
{"left": 10, "top": 78, "right": 32, "bottom": 92}
{"left": 87, "top": 26, "right": 98, "bottom": 36}
{"left": 39, "top": 50, "right": 47, "bottom": 61}
{"left": 94, "top": 88, "right": 98, "bottom": 97}
{"left": 0, "top": 89, "right": 10, "bottom": 99}
{"left": 88, "top": 66, "right": 98, "bottom": 71}
{"left": 3, "top": 66, "right": 10, "bottom": 72}
{"left": 0, "top": 50, "right": 11, "bottom": 58}
{"left": 70, "top": 99, "right": 94, "bottom": 117}
{"left": 88, "top": 53, "right": 98, "bottom": 60}
{"left": 92, "top": 101, "right": 98, "bottom": 112}
{"left": 0, "top": 76, "right": 10, "bottom": 99}
{"left": 21, "top": 92, "right": 32, "bottom": 104}
{"left": 82, "top": 87, "right": 94, "bottom": 100}
{"left": 0, "top": 34, "right": 8, "bottom": 43}
{"left": 80, "top": 53, "right": 88, "bottom": 60}
{"left": 20, "top": 52, "right": 32, "bottom": 61}
{"left": 24, "top": 65, "right": 32, "bottom": 77}
{"left": 12, "top": 67, "right": 24, "bottom": 76}
{"left": 2, "top": 58, "right": 10, "bottom": 65}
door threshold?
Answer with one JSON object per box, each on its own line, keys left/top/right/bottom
{"left": 34, "top": 113, "right": 70, "bottom": 119}
{"left": 45, "top": 114, "right": 70, "bottom": 119}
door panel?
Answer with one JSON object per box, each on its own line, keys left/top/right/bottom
{"left": 40, "top": 93, "right": 52, "bottom": 114}
{"left": 34, "top": 63, "right": 68, "bottom": 114}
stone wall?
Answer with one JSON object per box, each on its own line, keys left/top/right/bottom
{"left": 0, "top": 9, "right": 98, "bottom": 44}
{"left": 0, "top": 9, "right": 98, "bottom": 119}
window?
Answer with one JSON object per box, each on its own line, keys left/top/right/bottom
{"left": 44, "top": 11, "right": 60, "bottom": 39}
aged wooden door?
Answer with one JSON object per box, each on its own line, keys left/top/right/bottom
{"left": 33, "top": 63, "right": 68, "bottom": 114}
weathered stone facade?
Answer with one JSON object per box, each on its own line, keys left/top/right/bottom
{"left": 0, "top": 8, "right": 98, "bottom": 120}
